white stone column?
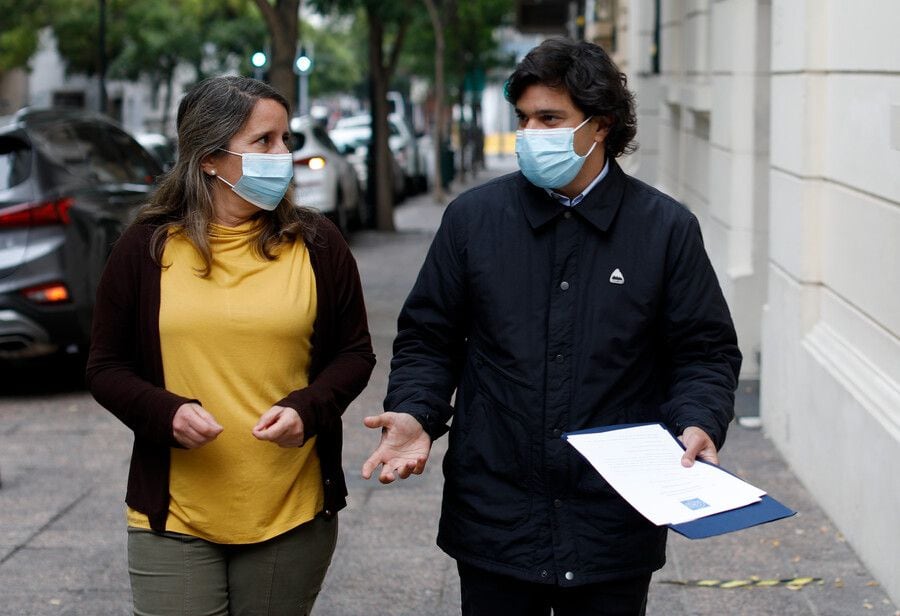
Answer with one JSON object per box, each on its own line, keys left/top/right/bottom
{"left": 762, "top": 0, "right": 900, "bottom": 603}
{"left": 704, "top": 0, "right": 771, "bottom": 379}
{"left": 622, "top": 0, "right": 662, "bottom": 184}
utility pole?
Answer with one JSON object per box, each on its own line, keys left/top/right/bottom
{"left": 98, "top": 0, "right": 108, "bottom": 114}
{"left": 294, "top": 46, "right": 313, "bottom": 117}
{"left": 423, "top": 0, "right": 445, "bottom": 202}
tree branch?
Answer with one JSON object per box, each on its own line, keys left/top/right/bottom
{"left": 384, "top": 12, "right": 409, "bottom": 81}
{"left": 253, "top": 0, "right": 279, "bottom": 34}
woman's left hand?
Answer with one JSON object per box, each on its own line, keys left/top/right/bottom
{"left": 252, "top": 405, "right": 304, "bottom": 447}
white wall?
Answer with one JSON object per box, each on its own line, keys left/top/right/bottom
{"left": 24, "top": 28, "right": 189, "bottom": 137}
{"left": 630, "top": 0, "right": 770, "bottom": 379}
{"left": 761, "top": 0, "right": 900, "bottom": 603}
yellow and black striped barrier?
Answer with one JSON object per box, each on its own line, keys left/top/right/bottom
{"left": 661, "top": 576, "right": 823, "bottom": 590}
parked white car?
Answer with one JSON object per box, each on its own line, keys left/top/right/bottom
{"left": 327, "top": 137, "right": 405, "bottom": 206}
{"left": 134, "top": 132, "right": 177, "bottom": 170}
{"left": 331, "top": 113, "right": 427, "bottom": 196}
{"left": 290, "top": 116, "right": 363, "bottom": 233}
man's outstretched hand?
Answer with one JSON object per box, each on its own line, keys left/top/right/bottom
{"left": 362, "top": 412, "right": 432, "bottom": 484}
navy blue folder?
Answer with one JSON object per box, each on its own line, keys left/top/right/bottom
{"left": 562, "top": 423, "right": 796, "bottom": 539}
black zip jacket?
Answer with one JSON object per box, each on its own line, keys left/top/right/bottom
{"left": 385, "top": 160, "right": 741, "bottom": 586}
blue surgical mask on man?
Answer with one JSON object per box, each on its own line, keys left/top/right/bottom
{"left": 515, "top": 116, "right": 597, "bottom": 189}
{"left": 217, "top": 149, "right": 293, "bottom": 211}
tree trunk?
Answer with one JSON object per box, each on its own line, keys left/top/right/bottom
{"left": 456, "top": 79, "right": 467, "bottom": 182}
{"left": 367, "top": 10, "right": 396, "bottom": 231}
{"left": 161, "top": 63, "right": 175, "bottom": 135}
{"left": 254, "top": 0, "right": 299, "bottom": 109}
{"left": 471, "top": 98, "right": 484, "bottom": 171}
{"left": 423, "top": 0, "right": 445, "bottom": 203}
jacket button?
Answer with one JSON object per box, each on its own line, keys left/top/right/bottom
{"left": 324, "top": 479, "right": 332, "bottom": 486}
{"left": 563, "top": 211, "right": 572, "bottom": 219}
{"left": 324, "top": 509, "right": 332, "bottom": 516}
{"left": 555, "top": 354, "right": 564, "bottom": 363}
{"left": 560, "top": 281, "right": 569, "bottom": 291}
{"left": 565, "top": 571, "right": 575, "bottom": 581}
{"left": 554, "top": 499, "right": 562, "bottom": 508}
{"left": 540, "top": 570, "right": 549, "bottom": 578}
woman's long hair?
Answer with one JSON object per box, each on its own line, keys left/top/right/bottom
{"left": 135, "top": 76, "right": 319, "bottom": 276}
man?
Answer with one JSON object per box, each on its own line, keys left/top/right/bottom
{"left": 362, "top": 38, "right": 741, "bottom": 616}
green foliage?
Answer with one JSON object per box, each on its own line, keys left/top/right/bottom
{"left": 0, "top": 0, "right": 59, "bottom": 71}
{"left": 0, "top": 0, "right": 266, "bottom": 80}
{"left": 200, "top": 2, "right": 267, "bottom": 79}
{"left": 52, "top": 0, "right": 126, "bottom": 77}
{"left": 402, "top": 0, "right": 515, "bottom": 85}
{"left": 110, "top": 1, "right": 198, "bottom": 81}
{"left": 303, "top": 16, "right": 365, "bottom": 97}
{"left": 307, "top": 0, "right": 416, "bottom": 74}
{"left": 309, "top": 0, "right": 515, "bottom": 96}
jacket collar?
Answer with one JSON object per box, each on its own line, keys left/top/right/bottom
{"left": 518, "top": 158, "right": 626, "bottom": 233}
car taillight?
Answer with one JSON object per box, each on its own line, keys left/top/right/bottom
{"left": 295, "top": 156, "right": 327, "bottom": 170}
{"left": 0, "top": 197, "right": 74, "bottom": 228}
{"left": 21, "top": 282, "right": 71, "bottom": 304}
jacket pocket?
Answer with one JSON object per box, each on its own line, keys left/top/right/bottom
{"left": 473, "top": 349, "right": 534, "bottom": 392}
{"left": 445, "top": 389, "right": 533, "bottom": 529}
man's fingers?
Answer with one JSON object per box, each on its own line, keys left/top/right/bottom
{"left": 361, "top": 454, "right": 380, "bottom": 480}
{"left": 363, "top": 455, "right": 428, "bottom": 482}
{"left": 697, "top": 447, "right": 719, "bottom": 466}
{"left": 678, "top": 427, "right": 718, "bottom": 467}
{"left": 396, "top": 460, "right": 416, "bottom": 480}
{"left": 379, "top": 465, "right": 398, "bottom": 484}
{"left": 412, "top": 455, "right": 428, "bottom": 475}
{"left": 363, "top": 414, "right": 389, "bottom": 430}
{"left": 362, "top": 445, "right": 393, "bottom": 480}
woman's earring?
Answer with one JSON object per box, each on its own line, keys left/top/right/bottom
{"left": 208, "top": 170, "right": 217, "bottom": 176}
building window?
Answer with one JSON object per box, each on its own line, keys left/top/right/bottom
{"left": 52, "top": 91, "right": 86, "bottom": 108}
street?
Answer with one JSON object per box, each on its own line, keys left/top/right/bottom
{"left": 1, "top": 157, "right": 897, "bottom": 616}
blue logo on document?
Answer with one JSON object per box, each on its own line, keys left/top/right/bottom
{"left": 681, "top": 498, "right": 709, "bottom": 511}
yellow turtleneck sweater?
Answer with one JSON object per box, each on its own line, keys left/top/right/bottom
{"left": 127, "top": 221, "right": 324, "bottom": 543}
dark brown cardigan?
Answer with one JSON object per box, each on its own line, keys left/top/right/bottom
{"left": 86, "top": 219, "right": 375, "bottom": 532}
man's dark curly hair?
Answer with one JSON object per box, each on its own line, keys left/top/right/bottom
{"left": 505, "top": 37, "right": 638, "bottom": 158}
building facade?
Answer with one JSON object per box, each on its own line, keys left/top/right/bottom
{"left": 2, "top": 28, "right": 187, "bottom": 137}
{"left": 586, "top": 0, "right": 899, "bottom": 603}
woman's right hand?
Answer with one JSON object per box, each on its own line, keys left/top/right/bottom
{"left": 172, "top": 403, "right": 223, "bottom": 448}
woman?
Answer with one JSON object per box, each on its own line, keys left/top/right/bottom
{"left": 87, "top": 76, "right": 375, "bottom": 615}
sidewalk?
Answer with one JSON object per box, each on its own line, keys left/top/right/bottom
{"left": 0, "top": 157, "right": 895, "bottom": 615}
{"left": 316, "top": 155, "right": 899, "bottom": 616}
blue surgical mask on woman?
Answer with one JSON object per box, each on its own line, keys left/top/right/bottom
{"left": 515, "top": 116, "right": 597, "bottom": 189}
{"left": 217, "top": 149, "right": 293, "bottom": 211}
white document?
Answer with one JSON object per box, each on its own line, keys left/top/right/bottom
{"left": 565, "top": 423, "right": 765, "bottom": 526}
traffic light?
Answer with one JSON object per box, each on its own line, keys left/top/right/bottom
{"left": 251, "top": 51, "right": 267, "bottom": 69}
{"left": 251, "top": 51, "right": 268, "bottom": 81}
{"left": 294, "top": 47, "right": 312, "bottom": 75}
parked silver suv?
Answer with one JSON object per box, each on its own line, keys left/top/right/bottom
{"left": 0, "top": 108, "right": 160, "bottom": 361}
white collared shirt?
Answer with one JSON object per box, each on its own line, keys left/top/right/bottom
{"left": 545, "top": 159, "right": 610, "bottom": 207}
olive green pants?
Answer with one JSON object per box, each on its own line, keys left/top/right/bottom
{"left": 127, "top": 514, "right": 337, "bottom": 616}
